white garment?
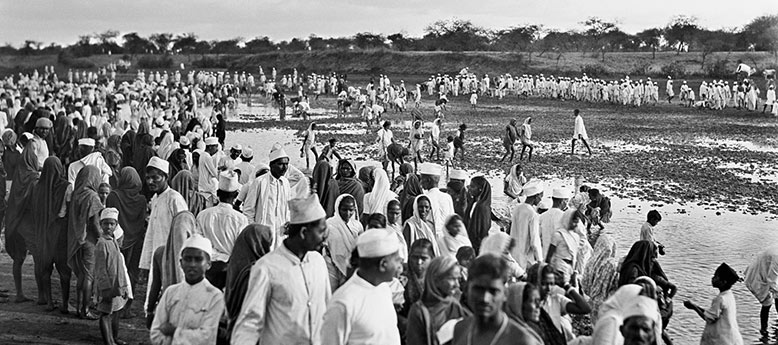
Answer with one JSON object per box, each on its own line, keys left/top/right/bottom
{"left": 326, "top": 195, "right": 364, "bottom": 277}
{"left": 28, "top": 136, "right": 48, "bottom": 170}
{"left": 67, "top": 152, "right": 112, "bottom": 186}
{"left": 539, "top": 208, "right": 564, "bottom": 254}
{"left": 197, "top": 150, "right": 218, "bottom": 198}
{"left": 424, "top": 188, "right": 455, "bottom": 238}
{"left": 242, "top": 173, "right": 290, "bottom": 249}
{"left": 362, "top": 169, "right": 397, "bottom": 215}
{"left": 150, "top": 279, "right": 225, "bottom": 345}
{"left": 509, "top": 203, "right": 543, "bottom": 270}
{"left": 195, "top": 203, "right": 249, "bottom": 263}
{"left": 573, "top": 115, "right": 589, "bottom": 140}
{"left": 231, "top": 244, "right": 331, "bottom": 345}
{"left": 139, "top": 188, "right": 188, "bottom": 270}
{"left": 321, "top": 273, "right": 401, "bottom": 345}
{"left": 235, "top": 161, "right": 256, "bottom": 185}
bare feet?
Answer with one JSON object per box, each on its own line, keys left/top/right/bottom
{"left": 13, "top": 295, "right": 33, "bottom": 303}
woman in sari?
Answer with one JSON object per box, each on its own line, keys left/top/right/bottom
{"left": 445, "top": 174, "right": 468, "bottom": 219}
{"left": 312, "top": 159, "right": 339, "bottom": 217}
{"left": 404, "top": 239, "right": 435, "bottom": 316}
{"left": 546, "top": 209, "right": 585, "bottom": 284}
{"left": 358, "top": 165, "right": 375, "bottom": 193}
{"left": 407, "top": 256, "right": 470, "bottom": 345}
{"left": 479, "top": 232, "right": 524, "bottom": 282}
{"left": 30, "top": 157, "right": 71, "bottom": 312}
{"left": 68, "top": 166, "right": 103, "bottom": 319}
{"left": 169, "top": 170, "right": 207, "bottom": 217}
{"left": 119, "top": 122, "right": 136, "bottom": 168}
{"left": 224, "top": 224, "right": 274, "bottom": 331}
{"left": 362, "top": 168, "right": 397, "bottom": 218}
{"left": 438, "top": 215, "right": 471, "bottom": 260}
{"left": 53, "top": 114, "right": 75, "bottom": 164}
{"left": 335, "top": 159, "right": 365, "bottom": 213}
{"left": 166, "top": 148, "right": 188, "bottom": 181}
{"left": 5, "top": 145, "right": 40, "bottom": 303}
{"left": 105, "top": 167, "right": 148, "bottom": 315}
{"left": 503, "top": 282, "right": 548, "bottom": 344}
{"left": 324, "top": 194, "right": 363, "bottom": 290}
{"left": 465, "top": 175, "right": 492, "bottom": 253}
{"left": 132, "top": 133, "right": 156, "bottom": 199}
{"left": 400, "top": 169, "right": 423, "bottom": 223}
{"left": 503, "top": 164, "right": 527, "bottom": 200}
{"left": 582, "top": 234, "right": 619, "bottom": 322}
{"left": 156, "top": 131, "right": 177, "bottom": 160}
{"left": 404, "top": 195, "right": 440, "bottom": 256}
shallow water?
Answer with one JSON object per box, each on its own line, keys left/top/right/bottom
{"left": 226, "top": 126, "right": 777, "bottom": 345}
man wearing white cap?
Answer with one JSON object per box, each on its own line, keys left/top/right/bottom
{"left": 150, "top": 234, "right": 225, "bottom": 345}
{"left": 232, "top": 195, "right": 330, "bottom": 345}
{"left": 539, "top": 188, "right": 570, "bottom": 254}
{"left": 447, "top": 169, "right": 469, "bottom": 217}
{"left": 139, "top": 157, "right": 188, "bottom": 273}
{"left": 195, "top": 171, "right": 248, "bottom": 289}
{"left": 321, "top": 229, "right": 403, "bottom": 345}
{"left": 67, "top": 138, "right": 112, "bottom": 189}
{"left": 509, "top": 179, "right": 544, "bottom": 270}
{"left": 198, "top": 137, "right": 220, "bottom": 205}
{"left": 234, "top": 147, "right": 256, "bottom": 185}
{"left": 29, "top": 117, "right": 52, "bottom": 170}
{"left": 419, "top": 162, "right": 455, "bottom": 238}
{"left": 242, "top": 143, "right": 290, "bottom": 249}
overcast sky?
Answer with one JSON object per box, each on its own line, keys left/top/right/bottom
{"left": 1, "top": 0, "right": 776, "bottom": 46}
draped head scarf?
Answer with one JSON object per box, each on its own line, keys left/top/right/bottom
{"left": 161, "top": 211, "right": 195, "bottom": 290}
{"left": 363, "top": 168, "right": 397, "bottom": 215}
{"left": 505, "top": 164, "right": 526, "bottom": 198}
{"left": 225, "top": 224, "right": 274, "bottom": 320}
{"left": 422, "top": 256, "right": 459, "bottom": 304}
{"left": 358, "top": 165, "right": 375, "bottom": 193}
{"left": 336, "top": 159, "right": 365, "bottom": 213}
{"left": 400, "top": 172, "right": 422, "bottom": 222}
{"left": 465, "top": 175, "right": 492, "bottom": 252}
{"left": 582, "top": 234, "right": 619, "bottom": 321}
{"left": 107, "top": 167, "right": 148, "bottom": 251}
{"left": 438, "top": 215, "right": 472, "bottom": 259}
{"left": 326, "top": 194, "right": 363, "bottom": 277}
{"left": 170, "top": 170, "right": 206, "bottom": 217}
{"left": 404, "top": 195, "right": 439, "bottom": 256}
{"left": 504, "top": 282, "right": 546, "bottom": 344}
{"left": 618, "top": 240, "right": 659, "bottom": 286}
{"left": 5, "top": 142, "right": 41, "bottom": 240}
{"left": 67, "top": 166, "right": 103, "bottom": 263}
{"left": 312, "top": 160, "right": 339, "bottom": 217}
{"left": 31, "top": 156, "right": 69, "bottom": 261}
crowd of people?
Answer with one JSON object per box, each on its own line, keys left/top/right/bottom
{"left": 0, "top": 64, "right": 776, "bottom": 345}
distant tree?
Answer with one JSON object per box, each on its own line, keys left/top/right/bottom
{"left": 123, "top": 32, "right": 154, "bottom": 56}
{"left": 308, "top": 34, "right": 327, "bottom": 50}
{"left": 581, "top": 17, "right": 619, "bottom": 60}
{"left": 664, "top": 15, "right": 700, "bottom": 54}
{"left": 211, "top": 37, "right": 243, "bottom": 54}
{"left": 244, "top": 36, "right": 275, "bottom": 53}
{"left": 0, "top": 43, "right": 17, "bottom": 55}
{"left": 694, "top": 29, "right": 737, "bottom": 68}
{"left": 422, "top": 19, "right": 489, "bottom": 51}
{"left": 388, "top": 33, "right": 416, "bottom": 51}
{"left": 278, "top": 38, "right": 307, "bottom": 51}
{"left": 323, "top": 37, "right": 353, "bottom": 50}
{"left": 636, "top": 28, "right": 663, "bottom": 58}
{"left": 353, "top": 32, "right": 387, "bottom": 50}
{"left": 173, "top": 33, "right": 198, "bottom": 54}
{"left": 740, "top": 15, "right": 778, "bottom": 55}
{"left": 149, "top": 33, "right": 174, "bottom": 54}
{"left": 494, "top": 24, "right": 542, "bottom": 60}
{"left": 20, "top": 40, "right": 42, "bottom": 55}
{"left": 95, "top": 30, "right": 121, "bottom": 53}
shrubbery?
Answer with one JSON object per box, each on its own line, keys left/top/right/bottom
{"left": 137, "top": 55, "right": 173, "bottom": 69}
{"left": 660, "top": 62, "right": 685, "bottom": 78}
{"left": 57, "top": 50, "right": 96, "bottom": 69}
{"left": 580, "top": 64, "right": 609, "bottom": 78}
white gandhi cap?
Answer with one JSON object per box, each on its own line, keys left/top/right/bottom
{"left": 357, "top": 229, "right": 400, "bottom": 258}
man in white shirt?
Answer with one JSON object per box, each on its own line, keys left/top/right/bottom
{"left": 234, "top": 148, "right": 256, "bottom": 185}
{"left": 419, "top": 162, "right": 455, "bottom": 238}
{"left": 67, "top": 138, "right": 112, "bottom": 187}
{"left": 571, "top": 109, "right": 592, "bottom": 155}
{"left": 375, "top": 121, "right": 394, "bottom": 168}
{"left": 231, "top": 195, "right": 331, "bottom": 345}
{"left": 321, "top": 229, "right": 403, "bottom": 345}
{"left": 510, "top": 179, "right": 544, "bottom": 270}
{"left": 196, "top": 171, "right": 248, "bottom": 290}
{"left": 242, "top": 143, "right": 290, "bottom": 249}
{"left": 139, "top": 157, "right": 189, "bottom": 273}
{"left": 198, "top": 137, "right": 220, "bottom": 205}
{"left": 539, "top": 189, "right": 570, "bottom": 254}
{"left": 150, "top": 235, "right": 225, "bottom": 345}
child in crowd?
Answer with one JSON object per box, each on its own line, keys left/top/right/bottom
{"left": 443, "top": 135, "right": 455, "bottom": 172}
{"left": 640, "top": 210, "right": 665, "bottom": 255}
{"left": 455, "top": 246, "right": 475, "bottom": 287}
{"left": 428, "top": 118, "right": 441, "bottom": 161}
{"left": 683, "top": 263, "right": 743, "bottom": 345}
{"left": 98, "top": 182, "right": 111, "bottom": 206}
{"left": 469, "top": 91, "right": 478, "bottom": 109}
{"left": 94, "top": 208, "right": 130, "bottom": 345}
{"left": 319, "top": 138, "right": 342, "bottom": 163}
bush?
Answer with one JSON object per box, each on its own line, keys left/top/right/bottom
{"left": 580, "top": 64, "right": 609, "bottom": 78}
{"left": 705, "top": 59, "right": 731, "bottom": 79}
{"left": 660, "top": 62, "right": 685, "bottom": 78}
{"left": 137, "top": 55, "right": 173, "bottom": 69}
{"left": 630, "top": 63, "right": 651, "bottom": 77}
{"left": 57, "top": 50, "right": 96, "bottom": 69}
{"left": 192, "top": 56, "right": 240, "bottom": 69}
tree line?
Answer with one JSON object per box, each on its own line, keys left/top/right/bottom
{"left": 3, "top": 14, "right": 777, "bottom": 61}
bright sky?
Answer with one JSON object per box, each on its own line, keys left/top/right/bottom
{"left": 1, "top": 0, "right": 776, "bottom": 46}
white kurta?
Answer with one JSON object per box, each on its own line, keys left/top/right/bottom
{"left": 242, "top": 173, "right": 290, "bottom": 249}
{"left": 197, "top": 151, "right": 218, "bottom": 199}
{"left": 701, "top": 290, "right": 743, "bottom": 345}
{"left": 425, "top": 188, "right": 455, "bottom": 238}
{"left": 150, "top": 279, "right": 225, "bottom": 345}
{"left": 195, "top": 203, "right": 249, "bottom": 263}
{"left": 573, "top": 115, "right": 588, "bottom": 140}
{"left": 320, "top": 273, "right": 401, "bottom": 345}
{"left": 231, "top": 244, "right": 331, "bottom": 345}
{"left": 29, "top": 136, "right": 48, "bottom": 170}
{"left": 510, "top": 203, "right": 543, "bottom": 270}
{"left": 538, "top": 208, "right": 564, "bottom": 254}
{"left": 139, "top": 188, "right": 188, "bottom": 270}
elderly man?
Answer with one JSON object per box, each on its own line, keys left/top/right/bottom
{"left": 30, "top": 117, "right": 52, "bottom": 169}
{"left": 539, "top": 188, "right": 570, "bottom": 254}
{"left": 231, "top": 195, "right": 331, "bottom": 344}
{"left": 321, "top": 229, "right": 403, "bottom": 345}
{"left": 196, "top": 171, "right": 248, "bottom": 290}
{"left": 419, "top": 162, "right": 455, "bottom": 238}
{"left": 150, "top": 235, "right": 225, "bottom": 345}
{"left": 139, "top": 157, "right": 188, "bottom": 274}
{"left": 510, "top": 179, "right": 544, "bottom": 270}
{"left": 242, "top": 143, "right": 290, "bottom": 249}
{"left": 198, "top": 137, "right": 220, "bottom": 205}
